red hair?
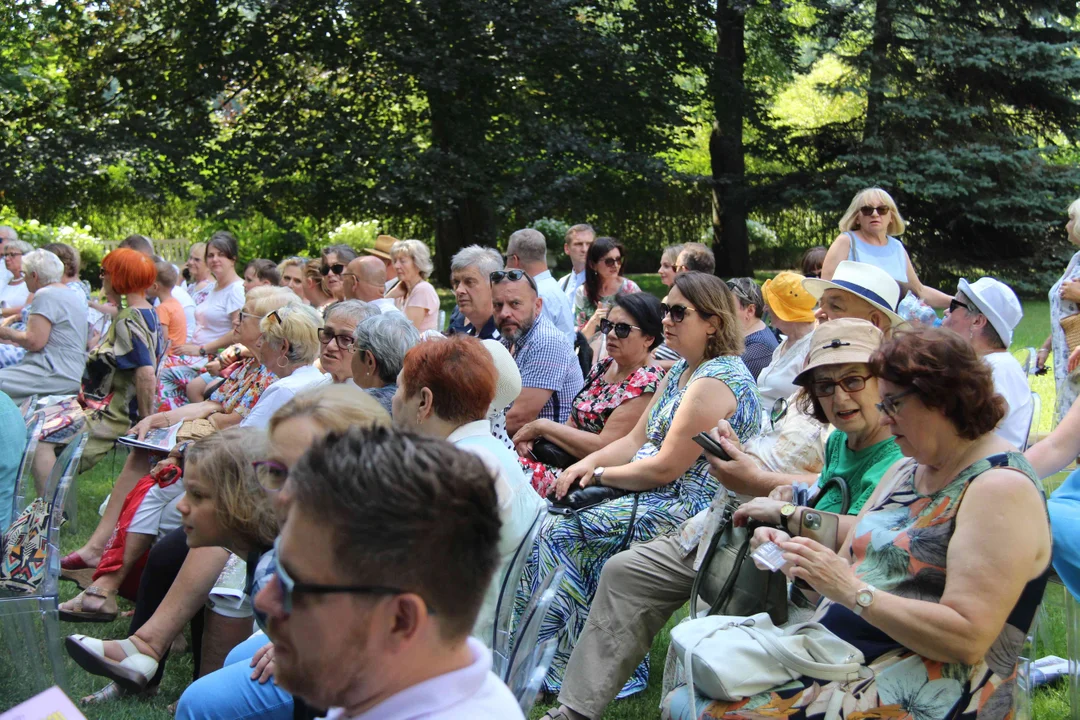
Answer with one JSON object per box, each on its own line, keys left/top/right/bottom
{"left": 102, "top": 248, "right": 157, "bottom": 295}
{"left": 401, "top": 336, "right": 496, "bottom": 425}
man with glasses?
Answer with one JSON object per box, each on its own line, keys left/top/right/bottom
{"left": 491, "top": 269, "right": 583, "bottom": 436}
{"left": 941, "top": 277, "right": 1031, "bottom": 448}
{"left": 256, "top": 427, "right": 524, "bottom": 720}
{"left": 447, "top": 245, "right": 502, "bottom": 340}
{"left": 341, "top": 255, "right": 397, "bottom": 312}
{"left": 505, "top": 228, "right": 575, "bottom": 342}
{"left": 727, "top": 277, "right": 779, "bottom": 380}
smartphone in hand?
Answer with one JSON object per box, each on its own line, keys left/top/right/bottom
{"left": 692, "top": 431, "right": 732, "bottom": 462}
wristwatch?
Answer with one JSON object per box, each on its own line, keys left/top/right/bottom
{"left": 852, "top": 584, "right": 877, "bottom": 616}
{"left": 592, "top": 467, "right": 606, "bottom": 486}
{"left": 779, "top": 503, "right": 798, "bottom": 532}
{"left": 198, "top": 346, "right": 208, "bottom": 357}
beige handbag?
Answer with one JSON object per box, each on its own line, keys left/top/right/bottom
{"left": 1062, "top": 313, "right": 1080, "bottom": 353}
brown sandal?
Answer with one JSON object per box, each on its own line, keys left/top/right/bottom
{"left": 59, "top": 586, "right": 118, "bottom": 623}
{"left": 60, "top": 566, "right": 97, "bottom": 590}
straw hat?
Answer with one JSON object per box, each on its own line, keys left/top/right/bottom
{"left": 792, "top": 318, "right": 883, "bottom": 387}
{"left": 481, "top": 339, "right": 522, "bottom": 415}
{"left": 363, "top": 235, "right": 398, "bottom": 261}
{"left": 762, "top": 272, "right": 817, "bottom": 323}
{"left": 802, "top": 261, "right": 904, "bottom": 327}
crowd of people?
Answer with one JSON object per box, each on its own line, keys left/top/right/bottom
{"left": 0, "top": 185, "right": 1070, "bottom": 720}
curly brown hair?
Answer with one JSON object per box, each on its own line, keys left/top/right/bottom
{"left": 869, "top": 327, "right": 1005, "bottom": 440}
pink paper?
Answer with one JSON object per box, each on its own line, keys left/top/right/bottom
{"left": 0, "top": 686, "right": 87, "bottom": 720}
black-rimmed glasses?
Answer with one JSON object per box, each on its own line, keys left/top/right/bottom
{"left": 726, "top": 280, "right": 753, "bottom": 304}
{"left": 660, "top": 303, "right": 708, "bottom": 323}
{"left": 490, "top": 269, "right": 538, "bottom": 292}
{"left": 599, "top": 318, "right": 640, "bottom": 338}
{"left": 601, "top": 256, "right": 623, "bottom": 268}
{"left": 320, "top": 263, "right": 346, "bottom": 277}
{"left": 811, "top": 375, "right": 872, "bottom": 398}
{"left": 859, "top": 205, "right": 889, "bottom": 217}
{"left": 271, "top": 538, "right": 430, "bottom": 615}
{"left": 876, "top": 388, "right": 917, "bottom": 417}
{"left": 318, "top": 328, "right": 356, "bottom": 349}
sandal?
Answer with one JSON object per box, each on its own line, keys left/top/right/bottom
{"left": 59, "top": 586, "right": 118, "bottom": 623}
{"left": 65, "top": 635, "right": 160, "bottom": 694}
{"left": 60, "top": 567, "right": 97, "bottom": 590}
{"left": 60, "top": 551, "right": 94, "bottom": 571}
{"left": 80, "top": 681, "right": 159, "bottom": 705}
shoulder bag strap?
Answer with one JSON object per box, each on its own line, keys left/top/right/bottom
{"left": 740, "top": 623, "right": 869, "bottom": 683}
{"left": 810, "top": 476, "right": 851, "bottom": 515}
{"left": 688, "top": 502, "right": 737, "bottom": 620}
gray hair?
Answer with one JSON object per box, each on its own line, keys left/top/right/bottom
{"left": 22, "top": 249, "right": 64, "bottom": 285}
{"left": 352, "top": 312, "right": 421, "bottom": 384}
{"left": 390, "top": 239, "right": 434, "bottom": 279}
{"left": 0, "top": 226, "right": 18, "bottom": 244}
{"left": 956, "top": 291, "right": 1006, "bottom": 350}
{"left": 325, "top": 300, "right": 380, "bottom": 327}
{"left": 727, "top": 277, "right": 765, "bottom": 319}
{"left": 507, "top": 229, "right": 547, "bottom": 264}
{"left": 451, "top": 245, "right": 503, "bottom": 278}
{"left": 6, "top": 239, "right": 32, "bottom": 255}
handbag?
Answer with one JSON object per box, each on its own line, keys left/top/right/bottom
{"left": 176, "top": 418, "right": 217, "bottom": 443}
{"left": 530, "top": 438, "right": 579, "bottom": 470}
{"left": 689, "top": 500, "right": 788, "bottom": 625}
{"left": 546, "top": 484, "right": 629, "bottom": 512}
{"left": 670, "top": 611, "right": 869, "bottom": 719}
{"left": 0, "top": 498, "right": 60, "bottom": 593}
{"left": 1062, "top": 313, "right": 1080, "bottom": 354}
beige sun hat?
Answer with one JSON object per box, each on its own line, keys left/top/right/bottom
{"left": 362, "top": 235, "right": 398, "bottom": 261}
{"left": 792, "top": 317, "right": 884, "bottom": 387}
{"left": 481, "top": 339, "right": 522, "bottom": 415}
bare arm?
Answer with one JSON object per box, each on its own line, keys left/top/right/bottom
{"left": 903, "top": 254, "right": 952, "bottom": 308}
{"left": 134, "top": 366, "right": 158, "bottom": 420}
{"left": 0, "top": 314, "right": 52, "bottom": 351}
{"left": 505, "top": 387, "right": 554, "bottom": 437}
{"left": 403, "top": 306, "right": 429, "bottom": 329}
{"left": 820, "top": 234, "right": 852, "bottom": 281}
{"left": 176, "top": 311, "right": 241, "bottom": 356}
{"left": 516, "top": 395, "right": 652, "bottom": 459}
{"left": 1026, "top": 395, "right": 1080, "bottom": 477}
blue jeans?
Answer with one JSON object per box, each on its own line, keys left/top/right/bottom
{"left": 175, "top": 632, "right": 294, "bottom": 720}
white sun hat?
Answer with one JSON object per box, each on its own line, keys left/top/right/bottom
{"left": 803, "top": 260, "right": 905, "bottom": 327}
{"left": 957, "top": 277, "right": 1022, "bottom": 348}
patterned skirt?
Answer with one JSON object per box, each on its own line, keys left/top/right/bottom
{"left": 157, "top": 355, "right": 208, "bottom": 412}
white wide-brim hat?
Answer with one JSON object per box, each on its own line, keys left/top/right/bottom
{"left": 958, "top": 277, "right": 1022, "bottom": 348}
{"left": 803, "top": 260, "right": 905, "bottom": 327}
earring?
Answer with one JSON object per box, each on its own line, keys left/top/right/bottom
{"left": 276, "top": 356, "right": 288, "bottom": 369}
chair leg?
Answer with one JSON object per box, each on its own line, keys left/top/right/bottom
{"left": 40, "top": 596, "right": 69, "bottom": 694}
{"left": 1068, "top": 587, "right": 1080, "bottom": 718}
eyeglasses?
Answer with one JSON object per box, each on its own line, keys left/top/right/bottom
{"left": 318, "top": 327, "right": 356, "bottom": 349}
{"left": 252, "top": 460, "right": 289, "bottom": 491}
{"left": 948, "top": 298, "right": 971, "bottom": 314}
{"left": 876, "top": 387, "right": 917, "bottom": 417}
{"left": 271, "top": 538, "right": 424, "bottom": 615}
{"left": 770, "top": 397, "right": 788, "bottom": 429}
{"left": 660, "top": 303, "right": 709, "bottom": 323}
{"left": 859, "top": 205, "right": 890, "bottom": 217}
{"left": 599, "top": 318, "right": 640, "bottom": 338}
{"left": 726, "top": 280, "right": 753, "bottom": 304}
{"left": 320, "top": 263, "right": 346, "bottom": 277}
{"left": 490, "top": 269, "right": 538, "bottom": 292}
{"left": 811, "top": 374, "right": 871, "bottom": 398}
{"left": 2, "top": 251, "right": 22, "bottom": 258}
{"left": 236, "top": 310, "right": 259, "bottom": 324}
{"left": 601, "top": 256, "right": 623, "bottom": 268}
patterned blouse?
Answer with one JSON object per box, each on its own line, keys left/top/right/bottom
{"left": 209, "top": 357, "right": 276, "bottom": 418}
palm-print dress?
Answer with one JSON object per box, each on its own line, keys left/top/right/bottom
{"left": 516, "top": 355, "right": 761, "bottom": 694}
{"left": 519, "top": 357, "right": 664, "bottom": 497}
{"left": 661, "top": 452, "right": 1049, "bottom": 720}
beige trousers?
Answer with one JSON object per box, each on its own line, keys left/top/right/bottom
{"left": 558, "top": 532, "right": 697, "bottom": 719}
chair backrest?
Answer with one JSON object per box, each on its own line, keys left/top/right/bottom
{"left": 9, "top": 412, "right": 44, "bottom": 530}
{"left": 18, "top": 395, "right": 38, "bottom": 421}
{"left": 491, "top": 507, "right": 545, "bottom": 678}
{"left": 509, "top": 636, "right": 557, "bottom": 715}
{"left": 502, "top": 564, "right": 566, "bottom": 682}
{"left": 39, "top": 433, "right": 87, "bottom": 599}
{"left": 1014, "top": 346, "right": 1036, "bottom": 376}
{"left": 1023, "top": 390, "right": 1041, "bottom": 452}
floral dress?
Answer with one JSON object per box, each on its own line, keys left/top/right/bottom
{"left": 209, "top": 357, "right": 275, "bottom": 419}
{"left": 661, "top": 452, "right": 1049, "bottom": 720}
{"left": 516, "top": 355, "right": 761, "bottom": 694}
{"left": 1049, "top": 250, "right": 1080, "bottom": 423}
{"left": 520, "top": 357, "right": 664, "bottom": 497}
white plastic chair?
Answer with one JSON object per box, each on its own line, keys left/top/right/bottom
{"left": 0, "top": 432, "right": 87, "bottom": 701}
{"left": 9, "top": 411, "right": 44, "bottom": 531}
{"left": 17, "top": 394, "right": 38, "bottom": 422}
{"left": 509, "top": 636, "right": 558, "bottom": 715}
{"left": 491, "top": 507, "right": 545, "bottom": 678}
{"left": 502, "top": 564, "right": 566, "bottom": 683}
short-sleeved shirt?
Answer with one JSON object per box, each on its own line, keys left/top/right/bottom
{"left": 534, "top": 270, "right": 576, "bottom": 342}
{"left": 0, "top": 285, "right": 89, "bottom": 400}
{"left": 192, "top": 279, "right": 245, "bottom": 345}
{"left": 447, "top": 307, "right": 500, "bottom": 340}
{"left": 393, "top": 280, "right": 440, "bottom": 332}
{"left": 813, "top": 430, "right": 904, "bottom": 514}
{"left": 984, "top": 351, "right": 1033, "bottom": 449}
{"left": 240, "top": 364, "right": 330, "bottom": 430}
{"left": 741, "top": 326, "right": 780, "bottom": 381}
{"left": 503, "top": 313, "right": 584, "bottom": 424}
{"left": 0, "top": 278, "right": 29, "bottom": 311}
{"left": 155, "top": 296, "right": 188, "bottom": 351}
{"left": 170, "top": 284, "right": 198, "bottom": 341}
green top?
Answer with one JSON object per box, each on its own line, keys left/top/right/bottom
{"left": 813, "top": 429, "right": 904, "bottom": 515}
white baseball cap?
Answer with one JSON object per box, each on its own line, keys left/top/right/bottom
{"left": 957, "top": 277, "right": 1022, "bottom": 348}
{"left": 802, "top": 261, "right": 905, "bottom": 327}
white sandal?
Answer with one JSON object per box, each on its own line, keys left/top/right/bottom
{"left": 65, "top": 634, "right": 159, "bottom": 693}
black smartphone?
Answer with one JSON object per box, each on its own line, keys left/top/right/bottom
{"left": 692, "top": 431, "right": 732, "bottom": 461}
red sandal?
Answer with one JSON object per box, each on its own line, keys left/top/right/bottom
{"left": 60, "top": 551, "right": 93, "bottom": 571}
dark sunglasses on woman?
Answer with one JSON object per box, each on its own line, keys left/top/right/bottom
{"left": 660, "top": 303, "right": 710, "bottom": 323}
{"left": 602, "top": 256, "right": 623, "bottom": 268}
{"left": 320, "top": 263, "right": 346, "bottom": 276}
{"left": 859, "top": 205, "right": 889, "bottom": 217}
{"left": 599, "top": 318, "right": 640, "bottom": 338}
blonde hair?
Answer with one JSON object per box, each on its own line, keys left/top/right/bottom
{"left": 269, "top": 383, "right": 391, "bottom": 433}
{"left": 838, "top": 187, "right": 906, "bottom": 236}
{"left": 1068, "top": 198, "right": 1080, "bottom": 222}
{"left": 184, "top": 427, "right": 277, "bottom": 550}
{"left": 277, "top": 256, "right": 305, "bottom": 276}
{"left": 390, "top": 239, "right": 434, "bottom": 279}
{"left": 259, "top": 303, "right": 324, "bottom": 365}
{"left": 246, "top": 286, "right": 302, "bottom": 317}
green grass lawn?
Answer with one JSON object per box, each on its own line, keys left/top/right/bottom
{"left": 0, "top": 279, "right": 1072, "bottom": 718}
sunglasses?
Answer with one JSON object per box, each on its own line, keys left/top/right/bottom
{"left": 271, "top": 538, "right": 425, "bottom": 615}
{"left": 770, "top": 397, "right": 788, "bottom": 429}
{"left": 601, "top": 256, "right": 623, "bottom": 268}
{"left": 320, "top": 263, "right": 346, "bottom": 277}
{"left": 490, "top": 269, "right": 538, "bottom": 292}
{"left": 252, "top": 460, "right": 289, "bottom": 491}
{"left": 859, "top": 205, "right": 890, "bottom": 217}
{"left": 948, "top": 298, "right": 971, "bottom": 314}
{"left": 876, "top": 387, "right": 917, "bottom": 417}
{"left": 725, "top": 280, "right": 753, "bottom": 304}
{"left": 811, "top": 374, "right": 871, "bottom": 398}
{"left": 599, "top": 318, "right": 640, "bottom": 338}
{"left": 318, "top": 328, "right": 356, "bottom": 349}
{"left": 660, "top": 303, "right": 708, "bottom": 323}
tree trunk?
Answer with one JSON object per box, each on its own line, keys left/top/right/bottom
{"left": 864, "top": 0, "right": 893, "bottom": 140}
{"left": 710, "top": 0, "right": 750, "bottom": 278}
{"left": 433, "top": 195, "right": 497, "bottom": 284}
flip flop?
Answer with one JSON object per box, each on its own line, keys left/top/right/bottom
{"left": 65, "top": 635, "right": 159, "bottom": 694}
{"left": 60, "top": 551, "right": 94, "bottom": 571}
{"left": 59, "top": 586, "right": 118, "bottom": 623}
{"left": 60, "top": 567, "right": 97, "bottom": 590}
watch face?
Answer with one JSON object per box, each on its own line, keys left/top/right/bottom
{"left": 857, "top": 589, "right": 874, "bottom": 607}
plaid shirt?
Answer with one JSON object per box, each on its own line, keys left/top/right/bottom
{"left": 504, "top": 313, "right": 584, "bottom": 424}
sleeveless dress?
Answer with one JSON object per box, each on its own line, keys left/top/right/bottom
{"left": 516, "top": 356, "right": 761, "bottom": 694}
{"left": 662, "top": 451, "right": 1049, "bottom": 720}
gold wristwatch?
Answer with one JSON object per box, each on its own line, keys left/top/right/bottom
{"left": 779, "top": 502, "right": 798, "bottom": 533}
